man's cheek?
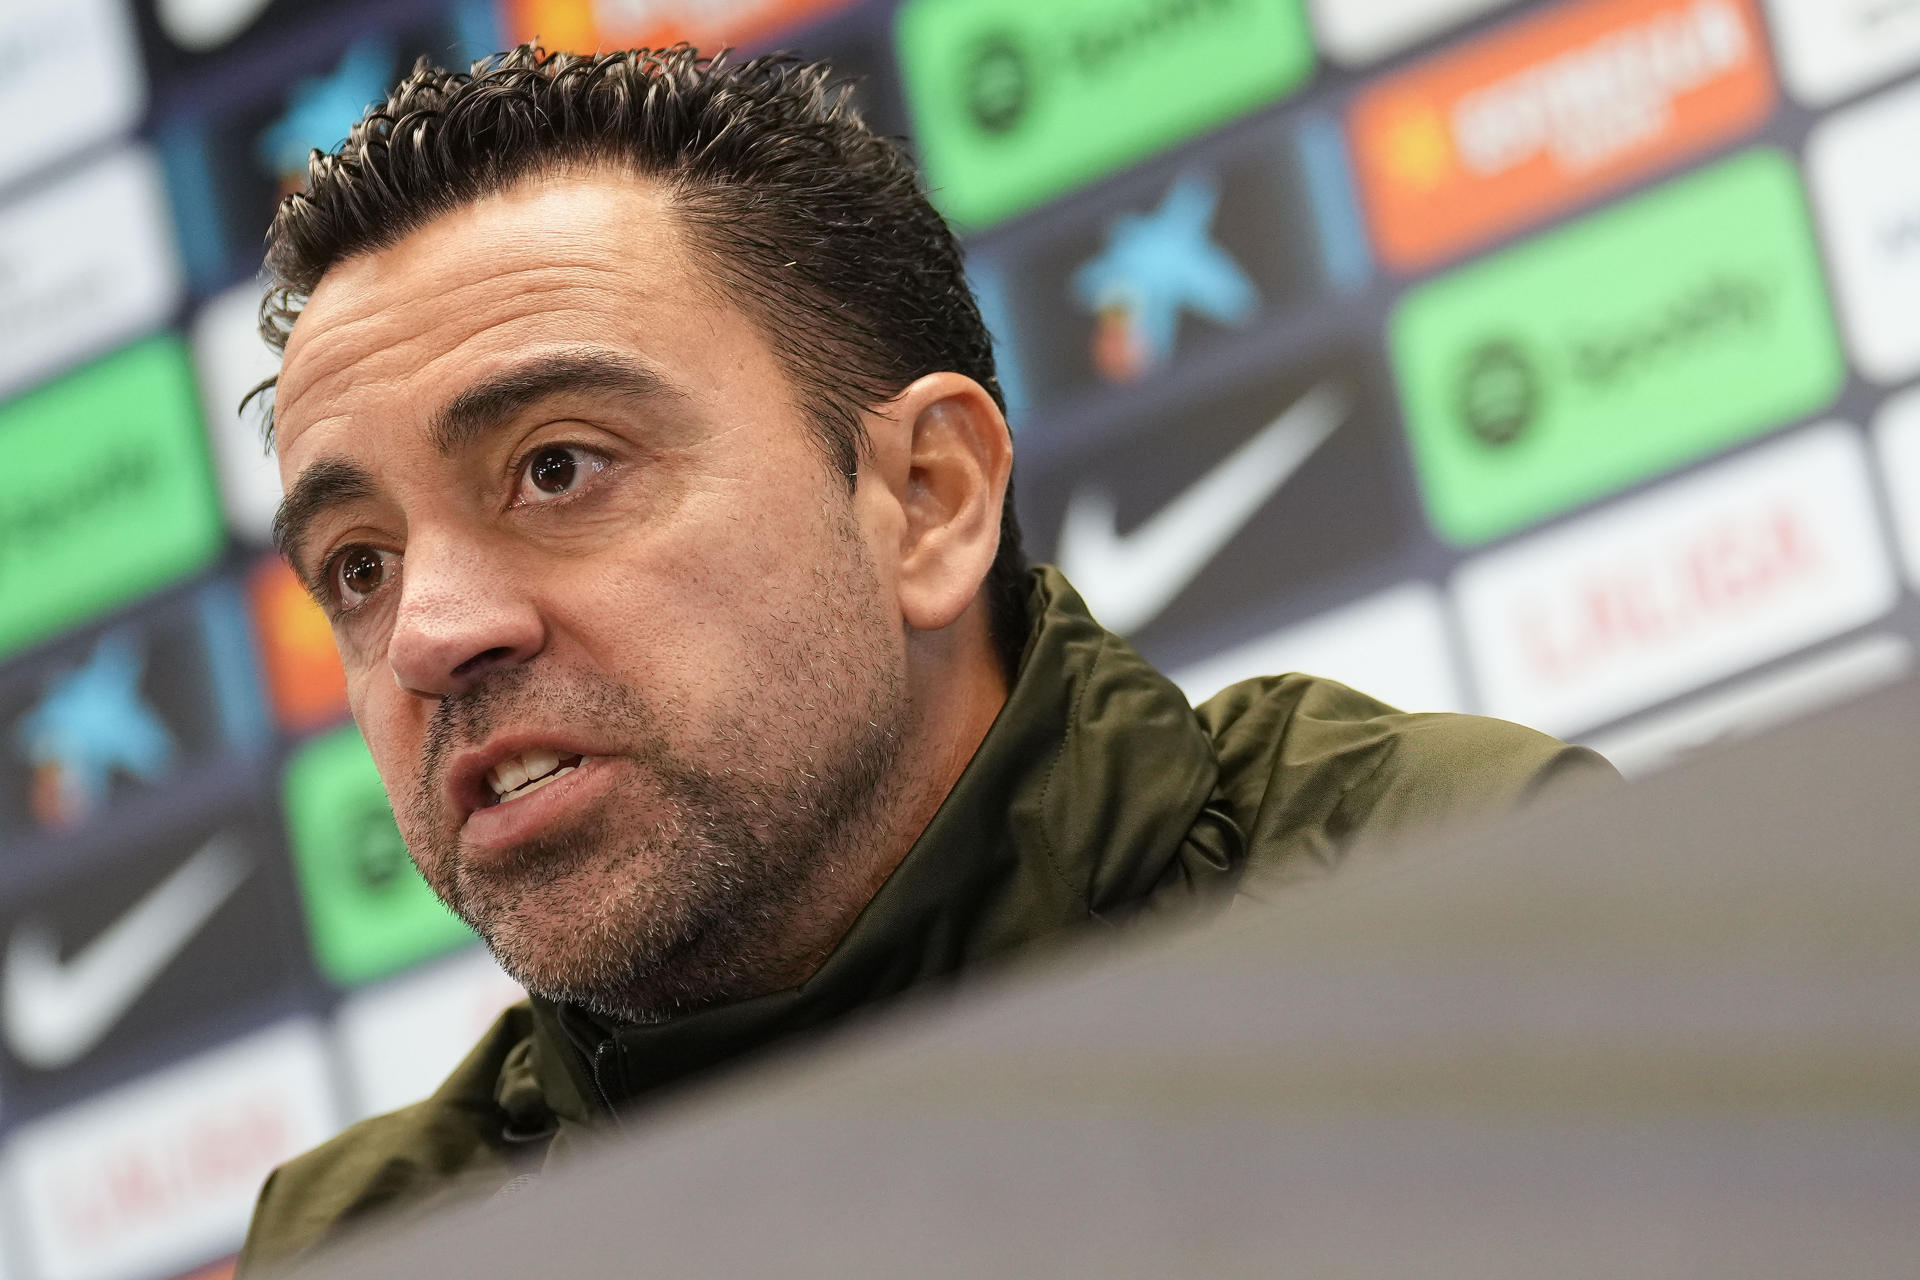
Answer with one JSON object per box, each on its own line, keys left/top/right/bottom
{"left": 348, "top": 693, "right": 423, "bottom": 808}
{"left": 341, "top": 671, "right": 386, "bottom": 746}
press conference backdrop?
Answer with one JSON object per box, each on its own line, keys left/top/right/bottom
{"left": 2, "top": 0, "right": 1919, "bottom": 1276}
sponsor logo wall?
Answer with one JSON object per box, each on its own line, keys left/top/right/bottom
{"left": 7, "top": 0, "right": 1920, "bottom": 1276}
{"left": 1, "top": 4, "right": 531, "bottom": 1275}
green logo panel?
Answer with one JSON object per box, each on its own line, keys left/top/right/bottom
{"left": 0, "top": 337, "right": 224, "bottom": 657}
{"left": 283, "top": 725, "right": 477, "bottom": 987}
{"left": 1391, "top": 148, "right": 1845, "bottom": 547}
{"left": 897, "top": 0, "right": 1315, "bottom": 230}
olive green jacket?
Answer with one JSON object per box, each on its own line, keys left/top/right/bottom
{"left": 239, "top": 570, "right": 1612, "bottom": 1275}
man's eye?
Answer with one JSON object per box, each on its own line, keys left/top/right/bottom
{"left": 514, "top": 444, "right": 609, "bottom": 505}
{"left": 328, "top": 546, "right": 398, "bottom": 609}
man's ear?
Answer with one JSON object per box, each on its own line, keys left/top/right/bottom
{"left": 862, "top": 372, "right": 1012, "bottom": 633}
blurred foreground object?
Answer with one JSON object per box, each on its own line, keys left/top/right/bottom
{"left": 294, "top": 677, "right": 1920, "bottom": 1278}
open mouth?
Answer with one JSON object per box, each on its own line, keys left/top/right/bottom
{"left": 485, "top": 750, "right": 586, "bottom": 806}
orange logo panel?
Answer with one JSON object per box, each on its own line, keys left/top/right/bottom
{"left": 507, "top": 0, "right": 856, "bottom": 53}
{"left": 1351, "top": 0, "right": 1775, "bottom": 272}
{"left": 249, "top": 558, "right": 348, "bottom": 735}
{"left": 170, "top": 1260, "right": 236, "bottom": 1280}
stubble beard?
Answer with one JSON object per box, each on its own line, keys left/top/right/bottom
{"left": 400, "top": 528, "right": 910, "bottom": 1024}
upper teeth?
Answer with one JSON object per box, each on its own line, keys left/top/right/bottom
{"left": 487, "top": 749, "right": 580, "bottom": 799}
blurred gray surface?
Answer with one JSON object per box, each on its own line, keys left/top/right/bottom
{"left": 310, "top": 679, "right": 1920, "bottom": 1278}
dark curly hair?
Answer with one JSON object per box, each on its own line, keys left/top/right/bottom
{"left": 259, "top": 43, "right": 1030, "bottom": 673}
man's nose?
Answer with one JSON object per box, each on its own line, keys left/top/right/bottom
{"left": 385, "top": 535, "right": 546, "bottom": 696}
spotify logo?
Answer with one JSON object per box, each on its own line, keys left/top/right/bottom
{"left": 1392, "top": 149, "right": 1842, "bottom": 546}
{"left": 899, "top": 0, "right": 1314, "bottom": 228}
{"left": 1454, "top": 339, "right": 1540, "bottom": 448}
{"left": 964, "top": 33, "right": 1030, "bottom": 135}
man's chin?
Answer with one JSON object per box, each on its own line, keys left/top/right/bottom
{"left": 454, "top": 822, "right": 605, "bottom": 892}
{"left": 442, "top": 833, "right": 711, "bottom": 1013}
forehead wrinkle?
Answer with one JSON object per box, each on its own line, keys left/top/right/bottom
{"left": 298, "top": 255, "right": 638, "bottom": 357}
{"left": 279, "top": 265, "right": 647, "bottom": 433}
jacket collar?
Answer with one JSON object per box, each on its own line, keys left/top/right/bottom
{"left": 527, "top": 568, "right": 1244, "bottom": 1123}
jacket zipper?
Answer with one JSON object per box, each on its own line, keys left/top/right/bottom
{"left": 590, "top": 1039, "right": 624, "bottom": 1123}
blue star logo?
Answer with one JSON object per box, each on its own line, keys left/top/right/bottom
{"left": 256, "top": 38, "right": 396, "bottom": 179}
{"left": 1073, "top": 173, "right": 1259, "bottom": 381}
{"left": 14, "top": 631, "right": 176, "bottom": 828}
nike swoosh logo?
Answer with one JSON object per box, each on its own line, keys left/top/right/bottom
{"left": 1057, "top": 381, "right": 1349, "bottom": 635}
{"left": 156, "top": 0, "right": 276, "bottom": 51}
{"left": 4, "top": 836, "right": 252, "bottom": 1070}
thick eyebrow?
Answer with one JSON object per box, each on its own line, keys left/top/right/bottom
{"left": 273, "top": 456, "right": 379, "bottom": 583}
{"left": 428, "top": 348, "right": 687, "bottom": 457}
{"left": 272, "top": 350, "right": 686, "bottom": 585}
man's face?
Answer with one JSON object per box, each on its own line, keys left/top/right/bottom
{"left": 271, "top": 171, "right": 914, "bottom": 1018}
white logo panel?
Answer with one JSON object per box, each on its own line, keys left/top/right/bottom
{"left": 156, "top": 0, "right": 276, "bottom": 53}
{"left": 191, "top": 283, "right": 284, "bottom": 543}
{"left": 0, "top": 0, "right": 144, "bottom": 192}
{"left": 1454, "top": 423, "right": 1897, "bottom": 737}
{"left": 1762, "top": 0, "right": 1920, "bottom": 107}
{"left": 8, "top": 1021, "right": 340, "bottom": 1280}
{"left": 0, "top": 147, "right": 183, "bottom": 400}
{"left": 1171, "top": 581, "right": 1465, "bottom": 713}
{"left": 1807, "top": 77, "right": 1920, "bottom": 385}
{"left": 1308, "top": 0, "right": 1521, "bottom": 66}
{"left": 337, "top": 948, "right": 524, "bottom": 1121}
{"left": 1874, "top": 382, "right": 1920, "bottom": 588}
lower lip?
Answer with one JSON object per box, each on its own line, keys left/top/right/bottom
{"left": 460, "top": 756, "right": 611, "bottom": 856}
